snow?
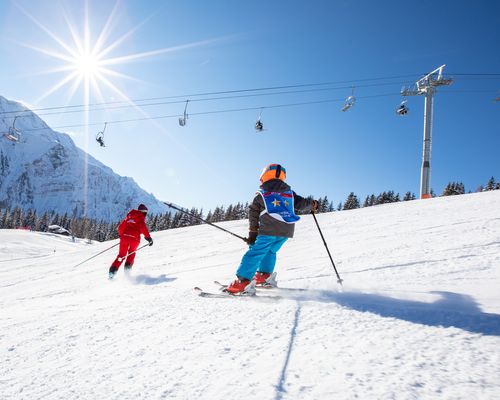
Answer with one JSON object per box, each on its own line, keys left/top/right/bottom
{"left": 1, "top": 191, "right": 500, "bottom": 399}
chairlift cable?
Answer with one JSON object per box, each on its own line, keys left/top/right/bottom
{"left": 0, "top": 80, "right": 417, "bottom": 118}
{"left": 20, "top": 92, "right": 400, "bottom": 132}
{"left": 0, "top": 74, "right": 430, "bottom": 116}
{"left": 0, "top": 73, "right": 496, "bottom": 117}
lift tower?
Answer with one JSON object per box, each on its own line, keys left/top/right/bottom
{"left": 402, "top": 65, "right": 453, "bottom": 199}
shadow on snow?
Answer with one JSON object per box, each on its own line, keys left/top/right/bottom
{"left": 275, "top": 304, "right": 302, "bottom": 400}
{"left": 283, "top": 289, "right": 500, "bottom": 336}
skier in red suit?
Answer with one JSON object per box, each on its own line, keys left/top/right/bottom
{"left": 109, "top": 204, "right": 153, "bottom": 279}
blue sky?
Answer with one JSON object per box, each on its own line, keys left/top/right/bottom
{"left": 1, "top": 0, "right": 499, "bottom": 210}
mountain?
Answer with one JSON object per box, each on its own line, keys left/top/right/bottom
{"left": 0, "top": 95, "right": 170, "bottom": 221}
{"left": 1, "top": 191, "right": 499, "bottom": 398}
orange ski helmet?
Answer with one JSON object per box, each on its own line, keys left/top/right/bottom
{"left": 260, "top": 164, "right": 286, "bottom": 183}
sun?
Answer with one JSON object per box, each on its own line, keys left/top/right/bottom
{"left": 15, "top": 2, "right": 222, "bottom": 107}
{"left": 73, "top": 51, "right": 102, "bottom": 78}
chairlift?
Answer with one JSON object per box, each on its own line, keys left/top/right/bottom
{"left": 96, "top": 122, "right": 107, "bottom": 147}
{"left": 3, "top": 115, "right": 21, "bottom": 142}
{"left": 179, "top": 100, "right": 189, "bottom": 126}
{"left": 396, "top": 100, "right": 409, "bottom": 116}
{"left": 255, "top": 108, "right": 265, "bottom": 132}
{"left": 341, "top": 87, "right": 356, "bottom": 112}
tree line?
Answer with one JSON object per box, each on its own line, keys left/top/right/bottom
{"left": 340, "top": 176, "right": 499, "bottom": 210}
{"left": 1, "top": 177, "right": 498, "bottom": 240}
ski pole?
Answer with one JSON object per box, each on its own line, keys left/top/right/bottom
{"left": 311, "top": 210, "right": 343, "bottom": 285}
{"left": 162, "top": 201, "right": 247, "bottom": 242}
{"left": 117, "top": 243, "right": 150, "bottom": 262}
{"left": 72, "top": 242, "right": 119, "bottom": 268}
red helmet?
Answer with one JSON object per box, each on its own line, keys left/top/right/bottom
{"left": 260, "top": 164, "right": 286, "bottom": 184}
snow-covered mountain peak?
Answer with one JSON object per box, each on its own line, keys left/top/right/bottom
{"left": 0, "top": 95, "right": 170, "bottom": 221}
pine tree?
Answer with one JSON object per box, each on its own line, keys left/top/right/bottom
{"left": 171, "top": 211, "right": 182, "bottom": 228}
{"left": 37, "top": 212, "right": 50, "bottom": 232}
{"left": 442, "top": 182, "right": 454, "bottom": 196}
{"left": 11, "top": 207, "right": 23, "bottom": 228}
{"left": 178, "top": 211, "right": 192, "bottom": 227}
{"left": 150, "top": 215, "right": 159, "bottom": 231}
{"left": 403, "top": 192, "right": 416, "bottom": 201}
{"left": 362, "top": 195, "right": 370, "bottom": 208}
{"left": 485, "top": 177, "right": 496, "bottom": 191}
{"left": 1, "top": 208, "right": 11, "bottom": 229}
{"left": 442, "top": 181, "right": 465, "bottom": 196}
{"left": 211, "top": 206, "right": 225, "bottom": 222}
{"left": 60, "top": 213, "right": 69, "bottom": 230}
{"left": 197, "top": 208, "right": 204, "bottom": 225}
{"left": 25, "top": 209, "right": 36, "bottom": 230}
{"left": 224, "top": 205, "right": 234, "bottom": 221}
{"left": 320, "top": 196, "right": 330, "bottom": 213}
{"left": 343, "top": 192, "right": 360, "bottom": 210}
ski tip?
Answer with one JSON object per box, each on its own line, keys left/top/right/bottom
{"left": 214, "top": 280, "right": 228, "bottom": 289}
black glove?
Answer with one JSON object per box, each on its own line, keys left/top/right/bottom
{"left": 245, "top": 231, "right": 258, "bottom": 245}
{"left": 146, "top": 237, "right": 153, "bottom": 246}
{"left": 311, "top": 200, "right": 319, "bottom": 213}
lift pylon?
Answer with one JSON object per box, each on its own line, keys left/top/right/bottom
{"left": 401, "top": 65, "right": 453, "bottom": 199}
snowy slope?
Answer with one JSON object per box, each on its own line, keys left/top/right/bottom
{"left": 0, "top": 95, "right": 170, "bottom": 221}
{"left": 1, "top": 191, "right": 500, "bottom": 399}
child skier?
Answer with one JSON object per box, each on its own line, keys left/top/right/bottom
{"left": 109, "top": 204, "right": 153, "bottom": 279}
{"left": 226, "top": 164, "right": 317, "bottom": 294}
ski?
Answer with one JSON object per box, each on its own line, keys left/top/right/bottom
{"left": 194, "top": 286, "right": 248, "bottom": 299}
{"left": 213, "top": 280, "right": 228, "bottom": 289}
{"left": 193, "top": 286, "right": 284, "bottom": 300}
{"left": 213, "top": 279, "right": 277, "bottom": 290}
{"left": 213, "top": 280, "right": 308, "bottom": 293}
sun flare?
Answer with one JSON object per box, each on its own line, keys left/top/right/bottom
{"left": 16, "top": 2, "right": 220, "bottom": 107}
{"left": 73, "top": 52, "right": 102, "bottom": 78}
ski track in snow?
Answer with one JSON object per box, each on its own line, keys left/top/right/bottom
{"left": 1, "top": 192, "right": 500, "bottom": 399}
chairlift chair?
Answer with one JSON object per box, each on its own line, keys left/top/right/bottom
{"left": 341, "top": 87, "right": 356, "bottom": 112}
{"left": 3, "top": 116, "right": 21, "bottom": 142}
{"left": 255, "top": 108, "right": 265, "bottom": 132}
{"left": 96, "top": 122, "right": 107, "bottom": 147}
{"left": 396, "top": 100, "right": 409, "bottom": 115}
{"left": 179, "top": 100, "right": 189, "bottom": 126}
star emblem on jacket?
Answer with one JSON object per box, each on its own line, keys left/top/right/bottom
{"left": 284, "top": 200, "right": 289, "bottom": 207}
{"left": 271, "top": 199, "right": 281, "bottom": 207}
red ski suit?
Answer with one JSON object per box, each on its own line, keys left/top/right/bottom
{"left": 111, "top": 210, "right": 151, "bottom": 269}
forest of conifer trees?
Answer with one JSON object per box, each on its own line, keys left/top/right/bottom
{"left": 1, "top": 177, "right": 498, "bottom": 241}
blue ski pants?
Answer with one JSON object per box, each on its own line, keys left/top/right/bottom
{"left": 236, "top": 235, "right": 288, "bottom": 281}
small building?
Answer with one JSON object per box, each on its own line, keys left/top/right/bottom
{"left": 48, "top": 225, "right": 71, "bottom": 236}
